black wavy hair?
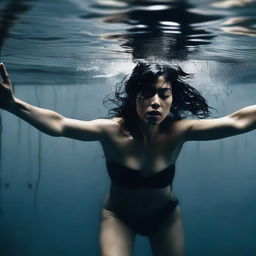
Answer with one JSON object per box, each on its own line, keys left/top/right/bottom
{"left": 103, "top": 62, "right": 213, "bottom": 137}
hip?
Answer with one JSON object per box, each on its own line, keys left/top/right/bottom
{"left": 103, "top": 188, "right": 179, "bottom": 217}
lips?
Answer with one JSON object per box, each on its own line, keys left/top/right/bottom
{"left": 147, "top": 110, "right": 161, "bottom": 116}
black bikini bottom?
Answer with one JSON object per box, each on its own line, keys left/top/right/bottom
{"left": 112, "top": 200, "right": 179, "bottom": 236}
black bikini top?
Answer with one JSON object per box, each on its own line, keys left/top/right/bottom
{"left": 106, "top": 161, "right": 176, "bottom": 189}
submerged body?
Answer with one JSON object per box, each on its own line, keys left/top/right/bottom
{"left": 99, "top": 116, "right": 187, "bottom": 254}
{"left": 101, "top": 117, "right": 183, "bottom": 215}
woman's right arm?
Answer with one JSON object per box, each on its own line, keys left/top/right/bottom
{"left": 1, "top": 63, "right": 111, "bottom": 141}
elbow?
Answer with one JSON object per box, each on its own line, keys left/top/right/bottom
{"left": 46, "top": 117, "right": 65, "bottom": 137}
{"left": 229, "top": 106, "right": 256, "bottom": 133}
{"left": 229, "top": 114, "right": 248, "bottom": 134}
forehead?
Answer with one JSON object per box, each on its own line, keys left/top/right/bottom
{"left": 154, "top": 75, "right": 171, "bottom": 88}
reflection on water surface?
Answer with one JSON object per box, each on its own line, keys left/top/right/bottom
{"left": 83, "top": 0, "right": 220, "bottom": 60}
{"left": 0, "top": 0, "right": 255, "bottom": 74}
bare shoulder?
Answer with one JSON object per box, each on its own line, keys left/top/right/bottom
{"left": 88, "top": 117, "right": 122, "bottom": 132}
{"left": 169, "top": 118, "right": 195, "bottom": 133}
{"left": 92, "top": 117, "right": 120, "bottom": 126}
{"left": 165, "top": 118, "right": 197, "bottom": 143}
{"left": 111, "top": 117, "right": 123, "bottom": 123}
{"left": 100, "top": 117, "right": 124, "bottom": 135}
{"left": 170, "top": 118, "right": 213, "bottom": 133}
{"left": 172, "top": 118, "right": 195, "bottom": 128}
{"left": 101, "top": 117, "right": 123, "bottom": 127}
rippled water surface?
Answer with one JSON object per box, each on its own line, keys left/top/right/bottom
{"left": 1, "top": 0, "right": 256, "bottom": 68}
{"left": 0, "top": 0, "right": 255, "bottom": 86}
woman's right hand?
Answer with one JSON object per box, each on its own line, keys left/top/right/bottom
{"left": 0, "top": 63, "right": 15, "bottom": 110}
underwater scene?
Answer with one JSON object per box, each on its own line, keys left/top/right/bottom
{"left": 0, "top": 0, "right": 256, "bottom": 255}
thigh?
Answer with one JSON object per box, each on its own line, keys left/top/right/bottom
{"left": 99, "top": 208, "right": 136, "bottom": 256}
{"left": 148, "top": 205, "right": 185, "bottom": 256}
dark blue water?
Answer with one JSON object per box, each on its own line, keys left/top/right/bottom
{"left": 0, "top": 0, "right": 256, "bottom": 255}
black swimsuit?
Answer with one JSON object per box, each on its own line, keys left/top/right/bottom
{"left": 105, "top": 161, "right": 179, "bottom": 236}
{"left": 106, "top": 161, "right": 176, "bottom": 189}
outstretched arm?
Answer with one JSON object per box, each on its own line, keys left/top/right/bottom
{"left": 0, "top": 63, "right": 110, "bottom": 141}
{"left": 184, "top": 106, "right": 256, "bottom": 141}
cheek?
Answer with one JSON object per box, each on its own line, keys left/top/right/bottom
{"left": 163, "top": 98, "right": 173, "bottom": 111}
{"left": 168, "top": 97, "right": 173, "bottom": 109}
{"left": 136, "top": 101, "right": 149, "bottom": 118}
{"left": 136, "top": 103, "right": 145, "bottom": 115}
{"left": 136, "top": 98, "right": 147, "bottom": 109}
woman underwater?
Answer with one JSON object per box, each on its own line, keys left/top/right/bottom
{"left": 1, "top": 62, "right": 256, "bottom": 256}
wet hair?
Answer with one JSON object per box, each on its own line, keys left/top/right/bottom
{"left": 103, "top": 62, "right": 213, "bottom": 137}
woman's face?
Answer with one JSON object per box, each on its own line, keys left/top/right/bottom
{"left": 135, "top": 75, "right": 173, "bottom": 126}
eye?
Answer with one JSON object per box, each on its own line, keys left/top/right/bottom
{"left": 159, "top": 88, "right": 172, "bottom": 98}
{"left": 141, "top": 89, "right": 156, "bottom": 99}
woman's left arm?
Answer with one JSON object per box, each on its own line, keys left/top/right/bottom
{"left": 184, "top": 105, "right": 256, "bottom": 141}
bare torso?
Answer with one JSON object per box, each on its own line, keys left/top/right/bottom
{"left": 100, "top": 117, "right": 188, "bottom": 217}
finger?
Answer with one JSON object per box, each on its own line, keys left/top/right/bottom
{"left": 0, "top": 63, "right": 11, "bottom": 83}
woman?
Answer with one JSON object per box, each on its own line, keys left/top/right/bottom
{"left": 0, "top": 62, "right": 256, "bottom": 256}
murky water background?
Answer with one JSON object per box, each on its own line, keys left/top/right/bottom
{"left": 0, "top": 0, "right": 256, "bottom": 255}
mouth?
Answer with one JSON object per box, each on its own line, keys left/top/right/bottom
{"left": 147, "top": 110, "right": 161, "bottom": 116}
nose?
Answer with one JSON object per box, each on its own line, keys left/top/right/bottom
{"left": 151, "top": 94, "right": 161, "bottom": 109}
{"left": 151, "top": 103, "right": 160, "bottom": 109}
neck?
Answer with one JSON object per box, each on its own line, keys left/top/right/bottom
{"left": 137, "top": 119, "right": 160, "bottom": 144}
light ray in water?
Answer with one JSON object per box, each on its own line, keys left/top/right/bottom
{"left": 33, "top": 86, "right": 43, "bottom": 210}
{"left": 72, "top": 84, "right": 79, "bottom": 151}
{"left": 33, "top": 132, "right": 42, "bottom": 210}
{"left": 27, "top": 124, "right": 33, "bottom": 189}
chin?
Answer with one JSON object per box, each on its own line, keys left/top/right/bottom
{"left": 145, "top": 118, "right": 162, "bottom": 125}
